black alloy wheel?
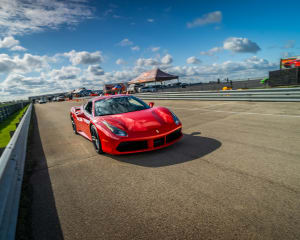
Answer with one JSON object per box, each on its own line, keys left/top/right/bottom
{"left": 91, "top": 125, "right": 104, "bottom": 154}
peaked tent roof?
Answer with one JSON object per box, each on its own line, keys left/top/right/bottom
{"left": 128, "top": 68, "right": 178, "bottom": 84}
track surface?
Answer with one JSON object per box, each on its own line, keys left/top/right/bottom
{"left": 29, "top": 100, "right": 300, "bottom": 240}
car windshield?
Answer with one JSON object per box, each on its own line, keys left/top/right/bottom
{"left": 94, "top": 96, "right": 150, "bottom": 116}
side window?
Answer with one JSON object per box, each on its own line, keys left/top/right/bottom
{"left": 85, "top": 101, "right": 93, "bottom": 115}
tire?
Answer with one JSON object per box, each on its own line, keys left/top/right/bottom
{"left": 71, "top": 117, "right": 78, "bottom": 134}
{"left": 90, "top": 125, "right": 104, "bottom": 154}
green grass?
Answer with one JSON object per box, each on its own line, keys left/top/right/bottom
{"left": 0, "top": 105, "right": 29, "bottom": 148}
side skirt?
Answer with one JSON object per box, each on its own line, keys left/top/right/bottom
{"left": 77, "top": 130, "right": 92, "bottom": 141}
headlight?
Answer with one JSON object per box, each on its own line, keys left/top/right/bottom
{"left": 102, "top": 121, "right": 127, "bottom": 137}
{"left": 170, "top": 111, "right": 180, "bottom": 125}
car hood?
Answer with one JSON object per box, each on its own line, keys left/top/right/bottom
{"left": 94, "top": 107, "right": 177, "bottom": 137}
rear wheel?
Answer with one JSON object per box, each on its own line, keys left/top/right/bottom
{"left": 91, "top": 125, "right": 104, "bottom": 154}
{"left": 71, "top": 117, "right": 78, "bottom": 134}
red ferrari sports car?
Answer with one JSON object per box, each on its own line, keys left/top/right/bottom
{"left": 70, "top": 95, "right": 182, "bottom": 155}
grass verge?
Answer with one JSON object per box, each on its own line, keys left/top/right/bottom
{"left": 0, "top": 105, "right": 29, "bottom": 148}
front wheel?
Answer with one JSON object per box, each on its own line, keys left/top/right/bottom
{"left": 71, "top": 117, "right": 78, "bottom": 134}
{"left": 90, "top": 125, "right": 104, "bottom": 154}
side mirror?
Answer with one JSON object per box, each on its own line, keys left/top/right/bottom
{"left": 149, "top": 102, "right": 154, "bottom": 108}
{"left": 75, "top": 111, "right": 84, "bottom": 117}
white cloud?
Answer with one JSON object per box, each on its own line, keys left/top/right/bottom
{"left": 136, "top": 58, "right": 160, "bottom": 66}
{"left": 87, "top": 65, "right": 104, "bottom": 76}
{"left": 0, "top": 36, "right": 27, "bottom": 51}
{"left": 147, "top": 19, "right": 154, "bottom": 23}
{"left": 0, "top": 36, "right": 19, "bottom": 48}
{"left": 116, "top": 58, "right": 126, "bottom": 65}
{"left": 186, "top": 56, "right": 201, "bottom": 64}
{"left": 161, "top": 54, "right": 173, "bottom": 64}
{"left": 151, "top": 47, "right": 160, "bottom": 52}
{"left": 49, "top": 66, "right": 81, "bottom": 81}
{"left": 0, "top": 55, "right": 107, "bottom": 101}
{"left": 22, "top": 53, "right": 47, "bottom": 69}
{"left": 167, "top": 56, "right": 276, "bottom": 80}
{"left": 135, "top": 54, "right": 173, "bottom": 67}
{"left": 200, "top": 47, "right": 223, "bottom": 56}
{"left": 63, "top": 50, "right": 103, "bottom": 65}
{"left": 109, "top": 70, "right": 138, "bottom": 81}
{"left": 131, "top": 46, "right": 140, "bottom": 51}
{"left": 0, "top": 48, "right": 277, "bottom": 102}
{"left": 200, "top": 37, "right": 260, "bottom": 56}
{"left": 118, "top": 38, "right": 133, "bottom": 46}
{"left": 0, "top": 0, "right": 93, "bottom": 36}
{"left": 0, "top": 53, "right": 48, "bottom": 74}
{"left": 0, "top": 54, "right": 18, "bottom": 73}
{"left": 0, "top": 73, "right": 56, "bottom": 100}
{"left": 103, "top": 56, "right": 276, "bottom": 88}
{"left": 2, "top": 74, "right": 47, "bottom": 89}
{"left": 11, "top": 45, "right": 27, "bottom": 51}
{"left": 187, "top": 11, "right": 222, "bottom": 28}
{"left": 1, "top": 75, "right": 37, "bottom": 94}
{"left": 118, "top": 39, "right": 139, "bottom": 51}
{"left": 223, "top": 37, "right": 261, "bottom": 53}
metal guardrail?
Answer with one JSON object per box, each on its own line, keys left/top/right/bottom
{"left": 134, "top": 87, "right": 300, "bottom": 102}
{"left": 0, "top": 104, "right": 32, "bottom": 240}
{"left": 0, "top": 102, "right": 29, "bottom": 123}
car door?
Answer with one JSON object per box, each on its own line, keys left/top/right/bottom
{"left": 82, "top": 101, "right": 93, "bottom": 138}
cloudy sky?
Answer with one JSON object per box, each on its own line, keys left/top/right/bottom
{"left": 0, "top": 0, "right": 299, "bottom": 101}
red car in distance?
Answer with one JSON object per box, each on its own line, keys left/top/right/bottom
{"left": 284, "top": 59, "right": 300, "bottom": 68}
{"left": 70, "top": 95, "right": 182, "bottom": 155}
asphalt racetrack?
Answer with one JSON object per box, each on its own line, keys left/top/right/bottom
{"left": 29, "top": 100, "right": 300, "bottom": 240}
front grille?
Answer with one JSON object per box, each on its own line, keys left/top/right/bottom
{"left": 166, "top": 129, "right": 182, "bottom": 144}
{"left": 153, "top": 137, "right": 165, "bottom": 148}
{"left": 117, "top": 140, "right": 148, "bottom": 152}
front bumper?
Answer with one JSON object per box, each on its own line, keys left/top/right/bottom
{"left": 102, "top": 127, "right": 182, "bottom": 155}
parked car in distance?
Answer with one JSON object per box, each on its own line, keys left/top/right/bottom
{"left": 140, "top": 86, "right": 157, "bottom": 93}
{"left": 127, "top": 84, "right": 135, "bottom": 93}
{"left": 90, "top": 91, "right": 99, "bottom": 96}
{"left": 152, "top": 85, "right": 166, "bottom": 90}
{"left": 57, "top": 96, "right": 65, "bottom": 101}
{"left": 93, "top": 90, "right": 103, "bottom": 95}
{"left": 173, "top": 82, "right": 182, "bottom": 87}
{"left": 39, "top": 99, "right": 47, "bottom": 104}
{"left": 127, "top": 83, "right": 145, "bottom": 93}
{"left": 181, "top": 83, "right": 188, "bottom": 88}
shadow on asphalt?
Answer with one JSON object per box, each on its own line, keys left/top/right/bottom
{"left": 111, "top": 132, "right": 221, "bottom": 167}
{"left": 28, "top": 107, "right": 64, "bottom": 240}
